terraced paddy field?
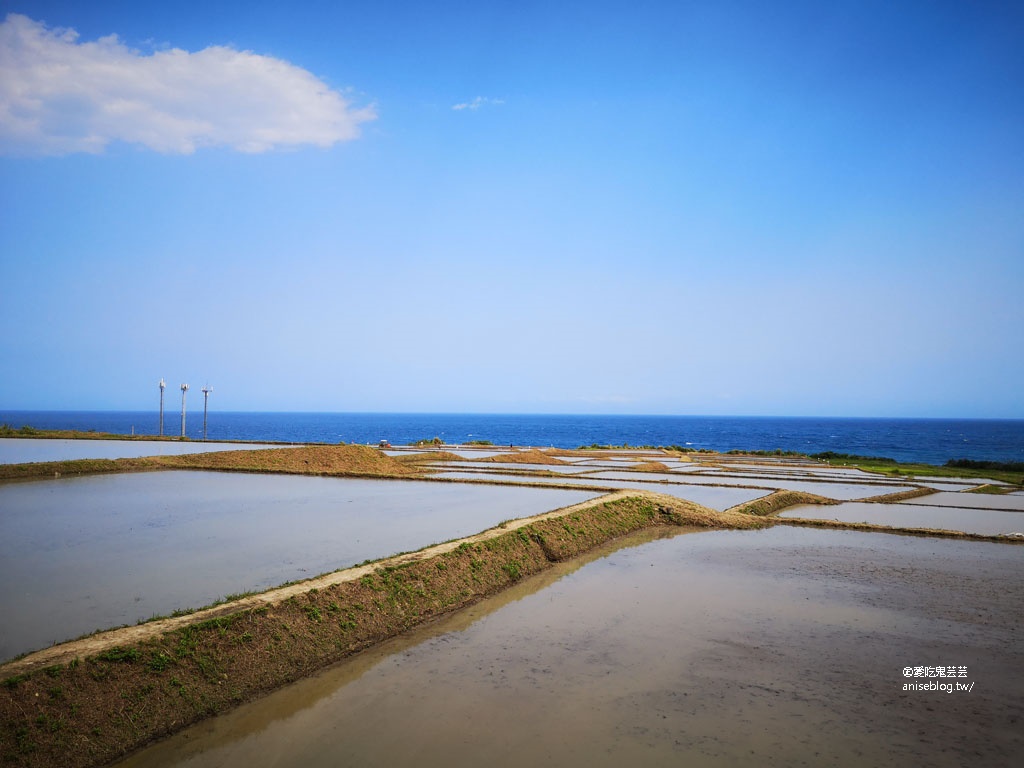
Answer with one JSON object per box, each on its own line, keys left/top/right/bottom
{"left": 115, "top": 526, "right": 1024, "bottom": 768}
{"left": 1, "top": 442, "right": 1020, "bottom": 768}
{"left": 0, "top": 473, "right": 600, "bottom": 661}
{"left": 0, "top": 438, "right": 284, "bottom": 465}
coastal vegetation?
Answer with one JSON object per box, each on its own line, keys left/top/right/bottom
{"left": 821, "top": 457, "right": 1023, "bottom": 486}
{"left": 0, "top": 424, "right": 184, "bottom": 441}
{"left": 0, "top": 424, "right": 40, "bottom": 436}
{"left": 409, "top": 437, "right": 445, "bottom": 447}
{"left": 578, "top": 443, "right": 711, "bottom": 453}
{"left": 946, "top": 458, "right": 1024, "bottom": 473}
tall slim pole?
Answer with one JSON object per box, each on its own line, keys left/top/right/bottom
{"left": 159, "top": 379, "right": 166, "bottom": 437}
{"left": 180, "top": 384, "right": 189, "bottom": 438}
{"left": 201, "top": 386, "right": 212, "bottom": 441}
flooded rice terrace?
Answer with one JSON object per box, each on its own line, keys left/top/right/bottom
{"left": 0, "top": 472, "right": 598, "bottom": 661}
{"left": 118, "top": 526, "right": 1024, "bottom": 767}
{"left": 3, "top": 448, "right": 1019, "bottom": 662}
{"left": 0, "top": 438, "right": 284, "bottom": 465}
{"left": 2, "top": 443, "right": 1021, "bottom": 766}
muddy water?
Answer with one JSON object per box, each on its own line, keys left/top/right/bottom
{"left": 116, "top": 527, "right": 1024, "bottom": 767}
{"left": 781, "top": 501, "right": 1024, "bottom": 535}
{"left": 0, "top": 472, "right": 598, "bottom": 661}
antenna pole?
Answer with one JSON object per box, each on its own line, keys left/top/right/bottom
{"left": 180, "top": 384, "right": 189, "bottom": 438}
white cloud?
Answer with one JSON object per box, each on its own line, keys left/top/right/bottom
{"left": 0, "top": 14, "right": 376, "bottom": 155}
{"left": 452, "top": 96, "right": 504, "bottom": 112}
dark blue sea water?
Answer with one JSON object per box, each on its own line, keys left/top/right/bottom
{"left": 2, "top": 411, "right": 1023, "bottom": 466}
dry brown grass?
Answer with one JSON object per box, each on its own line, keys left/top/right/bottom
{"left": 630, "top": 461, "right": 671, "bottom": 472}
{"left": 726, "top": 489, "right": 839, "bottom": 517}
{"left": 856, "top": 487, "right": 937, "bottom": 503}
{"left": 156, "top": 445, "right": 422, "bottom": 477}
{"left": 394, "top": 451, "right": 466, "bottom": 465}
{"left": 0, "top": 457, "right": 156, "bottom": 482}
{"left": 0, "top": 445, "right": 424, "bottom": 484}
{"left": 475, "top": 448, "right": 566, "bottom": 465}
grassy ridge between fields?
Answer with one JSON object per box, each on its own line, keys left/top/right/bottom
{"left": 0, "top": 494, "right": 767, "bottom": 768}
{"left": 0, "top": 445, "right": 424, "bottom": 483}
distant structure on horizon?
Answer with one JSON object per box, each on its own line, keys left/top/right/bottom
{"left": 180, "top": 383, "right": 189, "bottom": 438}
{"left": 201, "top": 385, "right": 212, "bottom": 441}
{"left": 158, "top": 379, "right": 166, "bottom": 437}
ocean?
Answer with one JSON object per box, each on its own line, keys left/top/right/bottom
{"left": 1, "top": 411, "right": 1022, "bottom": 466}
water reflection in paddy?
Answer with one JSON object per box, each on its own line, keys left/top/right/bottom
{"left": 430, "top": 471, "right": 768, "bottom": 510}
{"left": 0, "top": 438, "right": 283, "bottom": 465}
{"left": 780, "top": 501, "right": 1024, "bottom": 536}
{"left": 428, "top": 461, "right": 593, "bottom": 473}
{"left": 899, "top": 491, "right": 1024, "bottom": 512}
{"left": 117, "top": 527, "right": 1024, "bottom": 768}
{"left": 470, "top": 467, "right": 912, "bottom": 501}
{"left": 0, "top": 472, "right": 598, "bottom": 661}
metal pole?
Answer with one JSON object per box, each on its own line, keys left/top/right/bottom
{"left": 180, "top": 384, "right": 189, "bottom": 438}
{"left": 159, "top": 379, "right": 166, "bottom": 436}
{"left": 201, "top": 386, "right": 212, "bottom": 441}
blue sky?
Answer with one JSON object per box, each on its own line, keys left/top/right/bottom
{"left": 1, "top": 1, "right": 1022, "bottom": 417}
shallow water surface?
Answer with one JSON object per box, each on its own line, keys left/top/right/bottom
{"left": 116, "top": 527, "right": 1024, "bottom": 768}
{"left": 429, "top": 472, "right": 769, "bottom": 509}
{"left": 0, "top": 438, "right": 283, "bottom": 465}
{"left": 781, "top": 501, "right": 1024, "bottom": 535}
{"left": 0, "top": 472, "right": 598, "bottom": 661}
{"left": 429, "top": 461, "right": 592, "bottom": 473}
{"left": 899, "top": 491, "right": 1024, "bottom": 512}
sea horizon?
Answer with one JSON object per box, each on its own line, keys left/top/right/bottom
{"left": 4, "top": 408, "right": 1024, "bottom": 420}
{"left": 2, "top": 410, "right": 1023, "bottom": 466}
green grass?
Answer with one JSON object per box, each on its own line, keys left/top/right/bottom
{"left": 825, "top": 458, "right": 1023, "bottom": 486}
{"left": 966, "top": 484, "right": 1016, "bottom": 495}
{"left": 409, "top": 437, "right": 445, "bottom": 446}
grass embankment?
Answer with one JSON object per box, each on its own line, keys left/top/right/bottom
{"left": 156, "top": 445, "right": 420, "bottom": 477}
{"left": 0, "top": 493, "right": 766, "bottom": 768}
{"left": 727, "top": 489, "right": 1024, "bottom": 542}
{"left": 967, "top": 484, "right": 1018, "bottom": 495}
{"left": 0, "top": 426, "right": 168, "bottom": 441}
{"left": 856, "top": 487, "right": 938, "bottom": 503}
{"left": 728, "top": 490, "right": 839, "bottom": 516}
{"left": 0, "top": 458, "right": 156, "bottom": 483}
{"left": 630, "top": 461, "right": 672, "bottom": 472}
{"left": 777, "top": 516, "right": 1024, "bottom": 543}
{"left": 476, "top": 449, "right": 566, "bottom": 465}
{"left": 0, "top": 445, "right": 424, "bottom": 484}
{"left": 394, "top": 451, "right": 467, "bottom": 465}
